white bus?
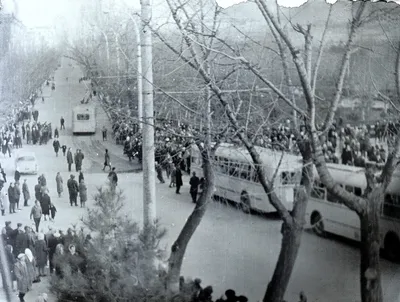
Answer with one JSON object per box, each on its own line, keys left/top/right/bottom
{"left": 191, "top": 143, "right": 303, "bottom": 213}
{"left": 72, "top": 104, "right": 96, "bottom": 134}
{"left": 306, "top": 163, "right": 400, "bottom": 261}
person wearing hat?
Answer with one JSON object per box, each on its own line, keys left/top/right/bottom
{"left": 35, "top": 233, "right": 48, "bottom": 277}
{"left": 14, "top": 223, "right": 27, "bottom": 257}
{"left": 30, "top": 200, "right": 43, "bottom": 232}
{"left": 48, "top": 231, "right": 62, "bottom": 274}
{"left": 2, "top": 221, "right": 13, "bottom": 245}
{"left": 14, "top": 253, "right": 29, "bottom": 302}
{"left": 67, "top": 174, "right": 79, "bottom": 206}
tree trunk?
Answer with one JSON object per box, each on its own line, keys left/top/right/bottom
{"left": 166, "top": 152, "right": 215, "bottom": 294}
{"left": 263, "top": 141, "right": 313, "bottom": 302}
{"left": 141, "top": 0, "right": 157, "bottom": 242}
{"left": 359, "top": 189, "right": 383, "bottom": 302}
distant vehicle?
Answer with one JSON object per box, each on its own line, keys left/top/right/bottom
{"left": 306, "top": 163, "right": 400, "bottom": 261}
{"left": 191, "top": 143, "right": 303, "bottom": 213}
{"left": 15, "top": 151, "right": 38, "bottom": 175}
{"left": 72, "top": 104, "right": 96, "bottom": 134}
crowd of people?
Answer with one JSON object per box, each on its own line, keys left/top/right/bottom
{"left": 1, "top": 219, "right": 88, "bottom": 302}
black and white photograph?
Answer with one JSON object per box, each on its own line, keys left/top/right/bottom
{"left": 1, "top": 0, "right": 400, "bottom": 301}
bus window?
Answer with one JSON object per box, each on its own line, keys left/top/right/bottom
{"left": 281, "top": 172, "right": 288, "bottom": 185}
{"left": 240, "top": 164, "right": 251, "bottom": 181}
{"left": 311, "top": 181, "right": 326, "bottom": 200}
{"left": 383, "top": 194, "right": 400, "bottom": 219}
{"left": 251, "top": 168, "right": 259, "bottom": 183}
{"left": 77, "top": 114, "right": 90, "bottom": 120}
{"left": 327, "top": 191, "right": 341, "bottom": 204}
{"left": 229, "top": 162, "right": 240, "bottom": 178}
{"left": 192, "top": 157, "right": 197, "bottom": 164}
{"left": 345, "top": 185, "right": 353, "bottom": 193}
{"left": 354, "top": 187, "right": 362, "bottom": 197}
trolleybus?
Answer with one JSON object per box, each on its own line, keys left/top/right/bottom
{"left": 306, "top": 163, "right": 400, "bottom": 261}
{"left": 191, "top": 143, "right": 303, "bottom": 213}
{"left": 72, "top": 104, "right": 96, "bottom": 134}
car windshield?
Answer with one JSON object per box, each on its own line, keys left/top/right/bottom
{"left": 17, "top": 156, "right": 35, "bottom": 162}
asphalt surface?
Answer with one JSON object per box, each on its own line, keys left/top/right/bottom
{"left": 1, "top": 58, "right": 400, "bottom": 302}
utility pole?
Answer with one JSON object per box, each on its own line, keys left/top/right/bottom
{"left": 140, "top": 0, "right": 156, "bottom": 240}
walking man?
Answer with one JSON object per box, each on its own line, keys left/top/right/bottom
{"left": 175, "top": 166, "right": 183, "bottom": 194}
{"left": 53, "top": 138, "right": 60, "bottom": 157}
{"left": 30, "top": 200, "right": 42, "bottom": 233}
{"left": 22, "top": 179, "right": 30, "bottom": 207}
{"left": 103, "top": 149, "right": 111, "bottom": 171}
{"left": 67, "top": 175, "right": 79, "bottom": 206}
{"left": 66, "top": 148, "right": 73, "bottom": 172}
{"left": 189, "top": 172, "right": 200, "bottom": 203}
{"left": 60, "top": 117, "right": 65, "bottom": 130}
{"left": 102, "top": 126, "right": 107, "bottom": 141}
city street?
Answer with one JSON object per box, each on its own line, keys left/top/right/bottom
{"left": 1, "top": 59, "right": 400, "bottom": 302}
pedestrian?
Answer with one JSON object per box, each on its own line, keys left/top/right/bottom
{"left": 66, "top": 147, "right": 73, "bottom": 172}
{"left": 22, "top": 179, "right": 30, "bottom": 207}
{"left": 102, "top": 149, "right": 111, "bottom": 171}
{"left": 108, "top": 167, "right": 118, "bottom": 186}
{"left": 54, "top": 127, "right": 59, "bottom": 139}
{"left": 67, "top": 174, "right": 79, "bottom": 206}
{"left": 102, "top": 126, "right": 107, "bottom": 141}
{"left": 14, "top": 253, "right": 30, "bottom": 302}
{"left": 14, "top": 181, "right": 21, "bottom": 210}
{"left": 34, "top": 179, "right": 42, "bottom": 203}
{"left": 14, "top": 169, "right": 21, "bottom": 183}
{"left": 14, "top": 223, "right": 26, "bottom": 257}
{"left": 30, "top": 200, "right": 42, "bottom": 232}
{"left": 24, "top": 248, "right": 39, "bottom": 284}
{"left": 156, "top": 162, "right": 165, "bottom": 183}
{"left": 8, "top": 182, "right": 16, "bottom": 213}
{"left": 50, "top": 203, "right": 57, "bottom": 221}
{"left": 61, "top": 144, "right": 67, "bottom": 156}
{"left": 41, "top": 192, "right": 51, "bottom": 221}
{"left": 60, "top": 117, "right": 65, "bottom": 130}
{"left": 56, "top": 172, "right": 63, "bottom": 197}
{"left": 34, "top": 233, "right": 48, "bottom": 277}
{"left": 75, "top": 149, "right": 84, "bottom": 172}
{"left": 79, "top": 179, "right": 87, "bottom": 208}
{"left": 189, "top": 171, "right": 200, "bottom": 203}
{"left": 78, "top": 171, "right": 84, "bottom": 184}
{"left": 53, "top": 138, "right": 60, "bottom": 157}
{"left": 175, "top": 166, "right": 183, "bottom": 194}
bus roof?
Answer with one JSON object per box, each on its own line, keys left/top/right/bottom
{"left": 72, "top": 104, "right": 95, "bottom": 113}
{"left": 210, "top": 143, "right": 303, "bottom": 170}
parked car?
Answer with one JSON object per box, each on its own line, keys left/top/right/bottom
{"left": 15, "top": 151, "right": 38, "bottom": 174}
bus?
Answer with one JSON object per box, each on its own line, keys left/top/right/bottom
{"left": 191, "top": 143, "right": 303, "bottom": 213}
{"left": 306, "top": 163, "right": 400, "bottom": 261}
{"left": 72, "top": 104, "right": 96, "bottom": 134}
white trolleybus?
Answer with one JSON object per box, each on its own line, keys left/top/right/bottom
{"left": 72, "top": 104, "right": 96, "bottom": 134}
{"left": 306, "top": 163, "right": 400, "bottom": 261}
{"left": 191, "top": 143, "right": 303, "bottom": 213}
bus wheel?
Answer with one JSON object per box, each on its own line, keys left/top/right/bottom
{"left": 311, "top": 212, "right": 325, "bottom": 237}
{"left": 240, "top": 191, "right": 251, "bottom": 214}
{"left": 384, "top": 233, "right": 400, "bottom": 262}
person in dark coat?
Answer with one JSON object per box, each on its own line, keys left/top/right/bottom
{"left": 175, "top": 166, "right": 183, "bottom": 194}
{"left": 22, "top": 179, "right": 30, "bottom": 207}
{"left": 34, "top": 233, "right": 48, "bottom": 276}
{"left": 67, "top": 174, "right": 79, "bottom": 206}
{"left": 60, "top": 117, "right": 65, "bottom": 130}
{"left": 50, "top": 203, "right": 57, "bottom": 221}
{"left": 66, "top": 148, "right": 73, "bottom": 172}
{"left": 41, "top": 193, "right": 51, "bottom": 221}
{"left": 52, "top": 138, "right": 60, "bottom": 156}
{"left": 108, "top": 167, "right": 118, "bottom": 186}
{"left": 34, "top": 180, "right": 42, "bottom": 203}
{"left": 54, "top": 127, "right": 59, "bottom": 139}
{"left": 189, "top": 172, "right": 200, "bottom": 203}
{"left": 14, "top": 224, "right": 27, "bottom": 257}
{"left": 78, "top": 171, "right": 84, "bottom": 184}
{"left": 48, "top": 231, "right": 62, "bottom": 274}
{"left": 61, "top": 144, "right": 67, "bottom": 156}
{"left": 102, "top": 149, "right": 111, "bottom": 171}
{"left": 14, "top": 182, "right": 21, "bottom": 210}
{"left": 14, "top": 169, "right": 21, "bottom": 183}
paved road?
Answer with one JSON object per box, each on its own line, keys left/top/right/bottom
{"left": 2, "top": 58, "right": 400, "bottom": 302}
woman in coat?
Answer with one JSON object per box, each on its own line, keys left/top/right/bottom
{"left": 22, "top": 179, "right": 30, "bottom": 207}
{"left": 14, "top": 181, "right": 21, "bottom": 210}
{"left": 41, "top": 193, "right": 51, "bottom": 221}
{"left": 14, "top": 254, "right": 30, "bottom": 302}
{"left": 34, "top": 233, "right": 48, "bottom": 277}
{"left": 56, "top": 172, "right": 63, "bottom": 197}
{"left": 79, "top": 179, "right": 87, "bottom": 208}
{"left": 78, "top": 171, "right": 84, "bottom": 184}
{"left": 24, "top": 248, "right": 37, "bottom": 285}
